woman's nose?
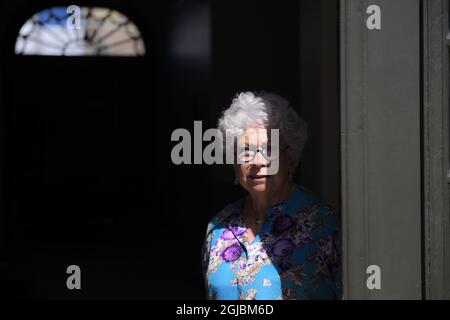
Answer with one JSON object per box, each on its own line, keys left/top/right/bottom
{"left": 253, "top": 150, "right": 270, "bottom": 165}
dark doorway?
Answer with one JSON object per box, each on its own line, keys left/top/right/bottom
{"left": 0, "top": 0, "right": 340, "bottom": 299}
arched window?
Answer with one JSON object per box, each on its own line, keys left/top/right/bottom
{"left": 15, "top": 6, "right": 146, "bottom": 56}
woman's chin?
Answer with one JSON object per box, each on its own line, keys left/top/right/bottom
{"left": 248, "top": 181, "right": 270, "bottom": 192}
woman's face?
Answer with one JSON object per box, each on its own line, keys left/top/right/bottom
{"left": 234, "top": 127, "right": 290, "bottom": 195}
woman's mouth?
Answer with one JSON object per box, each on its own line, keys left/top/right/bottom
{"left": 249, "top": 174, "right": 270, "bottom": 180}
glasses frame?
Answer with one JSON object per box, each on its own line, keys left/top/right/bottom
{"left": 236, "top": 145, "right": 289, "bottom": 164}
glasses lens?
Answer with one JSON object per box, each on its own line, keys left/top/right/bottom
{"left": 263, "top": 145, "right": 278, "bottom": 160}
{"left": 237, "top": 145, "right": 282, "bottom": 162}
{"left": 237, "top": 147, "right": 255, "bottom": 162}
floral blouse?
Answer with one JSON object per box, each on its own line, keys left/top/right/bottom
{"left": 202, "top": 185, "right": 341, "bottom": 300}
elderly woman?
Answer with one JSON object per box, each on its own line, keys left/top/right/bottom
{"left": 202, "top": 91, "right": 341, "bottom": 300}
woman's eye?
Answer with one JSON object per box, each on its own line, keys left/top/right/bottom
{"left": 239, "top": 146, "right": 252, "bottom": 154}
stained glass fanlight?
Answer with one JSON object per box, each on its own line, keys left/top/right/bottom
{"left": 15, "top": 6, "right": 146, "bottom": 56}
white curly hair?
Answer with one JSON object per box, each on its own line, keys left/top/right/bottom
{"left": 217, "top": 91, "right": 308, "bottom": 173}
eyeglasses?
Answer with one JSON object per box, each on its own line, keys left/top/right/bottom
{"left": 236, "top": 145, "right": 288, "bottom": 163}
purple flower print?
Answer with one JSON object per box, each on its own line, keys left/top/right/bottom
{"left": 231, "top": 223, "right": 246, "bottom": 234}
{"left": 278, "top": 261, "right": 293, "bottom": 272}
{"left": 270, "top": 206, "right": 283, "bottom": 216}
{"left": 270, "top": 238, "right": 295, "bottom": 258}
{"left": 220, "top": 229, "right": 235, "bottom": 240}
{"left": 221, "top": 224, "right": 246, "bottom": 240}
{"left": 238, "top": 260, "right": 247, "bottom": 269}
{"left": 272, "top": 215, "right": 294, "bottom": 233}
{"left": 221, "top": 243, "right": 244, "bottom": 262}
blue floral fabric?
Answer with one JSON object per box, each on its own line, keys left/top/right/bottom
{"left": 202, "top": 185, "right": 341, "bottom": 300}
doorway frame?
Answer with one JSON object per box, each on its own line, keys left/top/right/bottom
{"left": 340, "top": 0, "right": 423, "bottom": 299}
{"left": 422, "top": 0, "right": 450, "bottom": 300}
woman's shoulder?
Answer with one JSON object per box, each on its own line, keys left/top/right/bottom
{"left": 205, "top": 198, "right": 243, "bottom": 234}
{"left": 292, "top": 185, "right": 339, "bottom": 232}
{"left": 292, "top": 185, "right": 336, "bottom": 211}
